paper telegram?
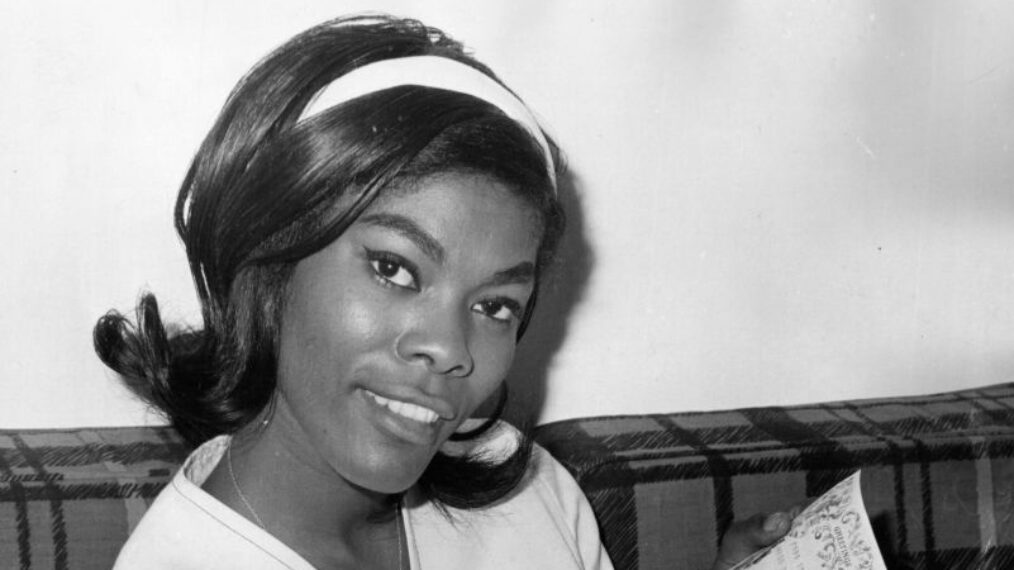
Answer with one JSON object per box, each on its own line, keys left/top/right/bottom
{"left": 731, "top": 471, "right": 887, "bottom": 570}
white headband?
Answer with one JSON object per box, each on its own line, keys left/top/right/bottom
{"left": 298, "top": 55, "right": 556, "bottom": 189}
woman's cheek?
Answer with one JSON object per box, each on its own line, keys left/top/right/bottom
{"left": 477, "top": 337, "right": 517, "bottom": 395}
{"left": 335, "top": 285, "right": 401, "bottom": 341}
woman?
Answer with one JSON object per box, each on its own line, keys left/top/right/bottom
{"left": 95, "top": 14, "right": 787, "bottom": 569}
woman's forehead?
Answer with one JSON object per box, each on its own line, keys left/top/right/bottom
{"left": 368, "top": 172, "right": 543, "bottom": 237}
{"left": 357, "top": 173, "right": 542, "bottom": 260}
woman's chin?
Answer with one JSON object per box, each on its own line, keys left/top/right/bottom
{"left": 341, "top": 452, "right": 433, "bottom": 496}
{"left": 348, "top": 471, "right": 420, "bottom": 496}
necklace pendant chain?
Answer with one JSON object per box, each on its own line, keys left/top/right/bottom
{"left": 227, "top": 444, "right": 268, "bottom": 529}
{"left": 397, "top": 500, "right": 405, "bottom": 570}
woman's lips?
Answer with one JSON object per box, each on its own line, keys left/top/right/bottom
{"left": 360, "top": 388, "right": 452, "bottom": 445}
{"left": 364, "top": 390, "right": 439, "bottom": 424}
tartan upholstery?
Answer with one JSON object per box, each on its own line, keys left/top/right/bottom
{"left": 534, "top": 383, "right": 1014, "bottom": 570}
{"left": 0, "top": 426, "right": 187, "bottom": 569}
{"left": 1, "top": 383, "right": 1011, "bottom": 569}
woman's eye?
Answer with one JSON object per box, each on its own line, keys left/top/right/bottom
{"left": 473, "top": 299, "right": 522, "bottom": 324}
{"left": 369, "top": 255, "right": 417, "bottom": 289}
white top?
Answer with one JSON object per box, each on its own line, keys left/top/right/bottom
{"left": 114, "top": 430, "right": 613, "bottom": 569}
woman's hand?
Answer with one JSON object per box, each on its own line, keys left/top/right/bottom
{"left": 711, "top": 508, "right": 800, "bottom": 570}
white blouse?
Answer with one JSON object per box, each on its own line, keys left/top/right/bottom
{"left": 114, "top": 429, "right": 613, "bottom": 569}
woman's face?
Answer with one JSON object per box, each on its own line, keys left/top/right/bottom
{"left": 273, "top": 172, "right": 542, "bottom": 494}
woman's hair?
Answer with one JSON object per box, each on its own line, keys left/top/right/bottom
{"left": 93, "top": 14, "right": 564, "bottom": 510}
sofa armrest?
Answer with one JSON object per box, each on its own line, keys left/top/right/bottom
{"left": 535, "top": 383, "right": 1014, "bottom": 570}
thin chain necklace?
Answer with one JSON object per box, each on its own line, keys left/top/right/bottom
{"left": 396, "top": 500, "right": 405, "bottom": 569}
{"left": 226, "top": 444, "right": 408, "bottom": 569}
{"left": 226, "top": 444, "right": 267, "bottom": 529}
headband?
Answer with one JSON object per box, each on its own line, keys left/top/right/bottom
{"left": 298, "top": 55, "right": 556, "bottom": 189}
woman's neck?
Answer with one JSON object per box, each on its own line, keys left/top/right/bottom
{"left": 202, "top": 408, "right": 404, "bottom": 568}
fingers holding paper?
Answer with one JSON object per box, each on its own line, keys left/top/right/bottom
{"left": 712, "top": 510, "right": 799, "bottom": 570}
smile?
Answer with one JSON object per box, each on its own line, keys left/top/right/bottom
{"left": 364, "top": 390, "right": 440, "bottom": 424}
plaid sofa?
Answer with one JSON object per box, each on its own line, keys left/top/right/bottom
{"left": 2, "top": 383, "right": 1012, "bottom": 569}
{"left": 537, "top": 383, "right": 1014, "bottom": 570}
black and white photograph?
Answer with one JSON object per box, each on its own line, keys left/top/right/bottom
{"left": 2, "top": 2, "right": 1012, "bottom": 568}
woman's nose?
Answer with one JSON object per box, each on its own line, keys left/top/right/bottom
{"left": 396, "top": 308, "right": 474, "bottom": 377}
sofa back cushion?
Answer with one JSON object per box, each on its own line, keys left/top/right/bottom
{"left": 534, "top": 383, "right": 1014, "bottom": 570}
{"left": 0, "top": 426, "right": 186, "bottom": 569}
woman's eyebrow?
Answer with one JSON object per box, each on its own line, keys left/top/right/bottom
{"left": 358, "top": 213, "right": 445, "bottom": 263}
{"left": 487, "top": 262, "right": 536, "bottom": 287}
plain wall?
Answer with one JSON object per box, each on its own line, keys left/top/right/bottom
{"left": 2, "top": 0, "right": 1012, "bottom": 428}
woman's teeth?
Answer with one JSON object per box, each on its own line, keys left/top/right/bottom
{"left": 366, "top": 391, "right": 439, "bottom": 424}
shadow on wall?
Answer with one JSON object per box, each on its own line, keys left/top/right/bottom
{"left": 505, "top": 170, "right": 595, "bottom": 425}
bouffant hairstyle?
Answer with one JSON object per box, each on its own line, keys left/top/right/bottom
{"left": 93, "top": 15, "right": 564, "bottom": 510}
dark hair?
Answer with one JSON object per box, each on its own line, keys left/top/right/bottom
{"left": 93, "top": 15, "right": 563, "bottom": 510}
